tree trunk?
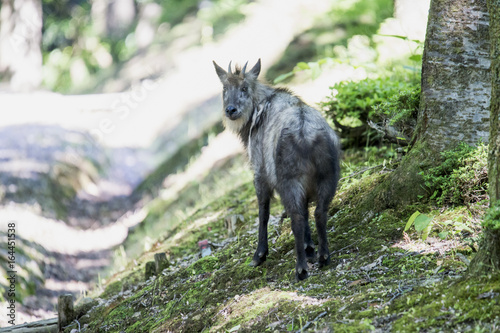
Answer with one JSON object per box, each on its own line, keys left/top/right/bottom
{"left": 416, "top": 0, "right": 490, "bottom": 150}
{"left": 371, "top": 0, "right": 491, "bottom": 209}
{"left": 91, "top": 0, "right": 108, "bottom": 37}
{"left": 468, "top": 0, "right": 500, "bottom": 276}
{"left": 487, "top": 0, "right": 500, "bottom": 204}
{"left": 106, "top": 0, "right": 136, "bottom": 39}
{"left": 0, "top": 0, "right": 42, "bottom": 91}
{"left": 91, "top": 0, "right": 135, "bottom": 39}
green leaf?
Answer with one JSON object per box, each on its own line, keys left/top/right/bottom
{"left": 414, "top": 214, "right": 433, "bottom": 233}
{"left": 409, "top": 54, "right": 422, "bottom": 62}
{"left": 228, "top": 325, "right": 241, "bottom": 332}
{"left": 296, "top": 62, "right": 310, "bottom": 70}
{"left": 273, "top": 72, "right": 294, "bottom": 84}
{"left": 405, "top": 211, "right": 420, "bottom": 232}
{"left": 453, "top": 222, "right": 473, "bottom": 233}
{"left": 421, "top": 220, "right": 433, "bottom": 241}
{"left": 378, "top": 34, "right": 409, "bottom": 41}
{"left": 309, "top": 62, "right": 321, "bottom": 80}
{"left": 438, "top": 231, "right": 449, "bottom": 239}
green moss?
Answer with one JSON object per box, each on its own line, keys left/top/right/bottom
{"left": 391, "top": 277, "right": 500, "bottom": 331}
{"left": 188, "top": 256, "right": 219, "bottom": 275}
{"left": 361, "top": 141, "right": 438, "bottom": 210}
{"left": 100, "top": 280, "right": 123, "bottom": 299}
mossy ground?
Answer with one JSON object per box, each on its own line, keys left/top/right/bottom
{"left": 71, "top": 147, "right": 498, "bottom": 332}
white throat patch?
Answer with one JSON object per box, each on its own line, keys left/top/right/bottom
{"left": 223, "top": 112, "right": 250, "bottom": 133}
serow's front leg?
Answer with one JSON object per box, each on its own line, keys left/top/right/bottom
{"left": 250, "top": 178, "right": 271, "bottom": 267}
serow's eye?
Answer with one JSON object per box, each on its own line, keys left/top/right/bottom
{"left": 241, "top": 86, "right": 248, "bottom": 92}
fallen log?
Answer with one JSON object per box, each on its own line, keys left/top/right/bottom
{"left": 0, "top": 318, "right": 58, "bottom": 333}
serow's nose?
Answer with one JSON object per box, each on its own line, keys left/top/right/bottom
{"left": 225, "top": 105, "right": 237, "bottom": 117}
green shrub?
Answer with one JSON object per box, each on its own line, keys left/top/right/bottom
{"left": 482, "top": 202, "right": 500, "bottom": 230}
{"left": 372, "top": 86, "right": 420, "bottom": 139}
{"left": 324, "top": 78, "right": 402, "bottom": 122}
{"left": 321, "top": 76, "right": 420, "bottom": 147}
{"left": 421, "top": 142, "right": 488, "bottom": 206}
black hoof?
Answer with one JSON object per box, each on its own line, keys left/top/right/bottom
{"left": 250, "top": 250, "right": 268, "bottom": 267}
{"left": 249, "top": 258, "right": 264, "bottom": 267}
{"left": 295, "top": 267, "right": 309, "bottom": 281}
{"left": 318, "top": 253, "right": 331, "bottom": 268}
{"left": 305, "top": 245, "right": 316, "bottom": 263}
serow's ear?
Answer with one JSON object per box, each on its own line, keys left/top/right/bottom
{"left": 246, "top": 59, "right": 261, "bottom": 79}
{"left": 213, "top": 61, "right": 227, "bottom": 82}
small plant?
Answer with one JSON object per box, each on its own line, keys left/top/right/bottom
{"left": 437, "top": 216, "right": 473, "bottom": 240}
{"left": 372, "top": 87, "right": 421, "bottom": 141}
{"left": 404, "top": 211, "right": 433, "bottom": 241}
{"left": 482, "top": 201, "right": 500, "bottom": 230}
{"left": 373, "top": 88, "right": 420, "bottom": 125}
{"left": 421, "top": 142, "right": 488, "bottom": 207}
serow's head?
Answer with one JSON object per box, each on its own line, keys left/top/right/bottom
{"left": 213, "top": 59, "right": 261, "bottom": 132}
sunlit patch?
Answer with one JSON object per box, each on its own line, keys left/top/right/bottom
{"left": 391, "top": 235, "right": 461, "bottom": 256}
{"left": 210, "top": 287, "right": 329, "bottom": 332}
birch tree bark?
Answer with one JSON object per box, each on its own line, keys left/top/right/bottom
{"left": 91, "top": 0, "right": 135, "bottom": 39}
{"left": 468, "top": 0, "right": 500, "bottom": 275}
{"left": 106, "top": 0, "right": 136, "bottom": 39}
{"left": 415, "top": 0, "right": 491, "bottom": 150}
{"left": 373, "top": 0, "right": 491, "bottom": 207}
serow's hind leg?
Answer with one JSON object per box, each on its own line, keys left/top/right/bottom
{"left": 291, "top": 209, "right": 309, "bottom": 280}
{"left": 315, "top": 204, "right": 330, "bottom": 267}
{"left": 282, "top": 189, "right": 310, "bottom": 281}
{"left": 303, "top": 215, "right": 316, "bottom": 262}
{"left": 315, "top": 184, "right": 335, "bottom": 268}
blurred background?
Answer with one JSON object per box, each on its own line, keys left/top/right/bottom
{"left": 0, "top": 0, "right": 429, "bottom": 326}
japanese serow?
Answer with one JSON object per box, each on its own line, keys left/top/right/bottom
{"left": 213, "top": 59, "right": 341, "bottom": 280}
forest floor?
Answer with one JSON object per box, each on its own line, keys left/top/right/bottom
{"left": 69, "top": 141, "right": 500, "bottom": 332}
